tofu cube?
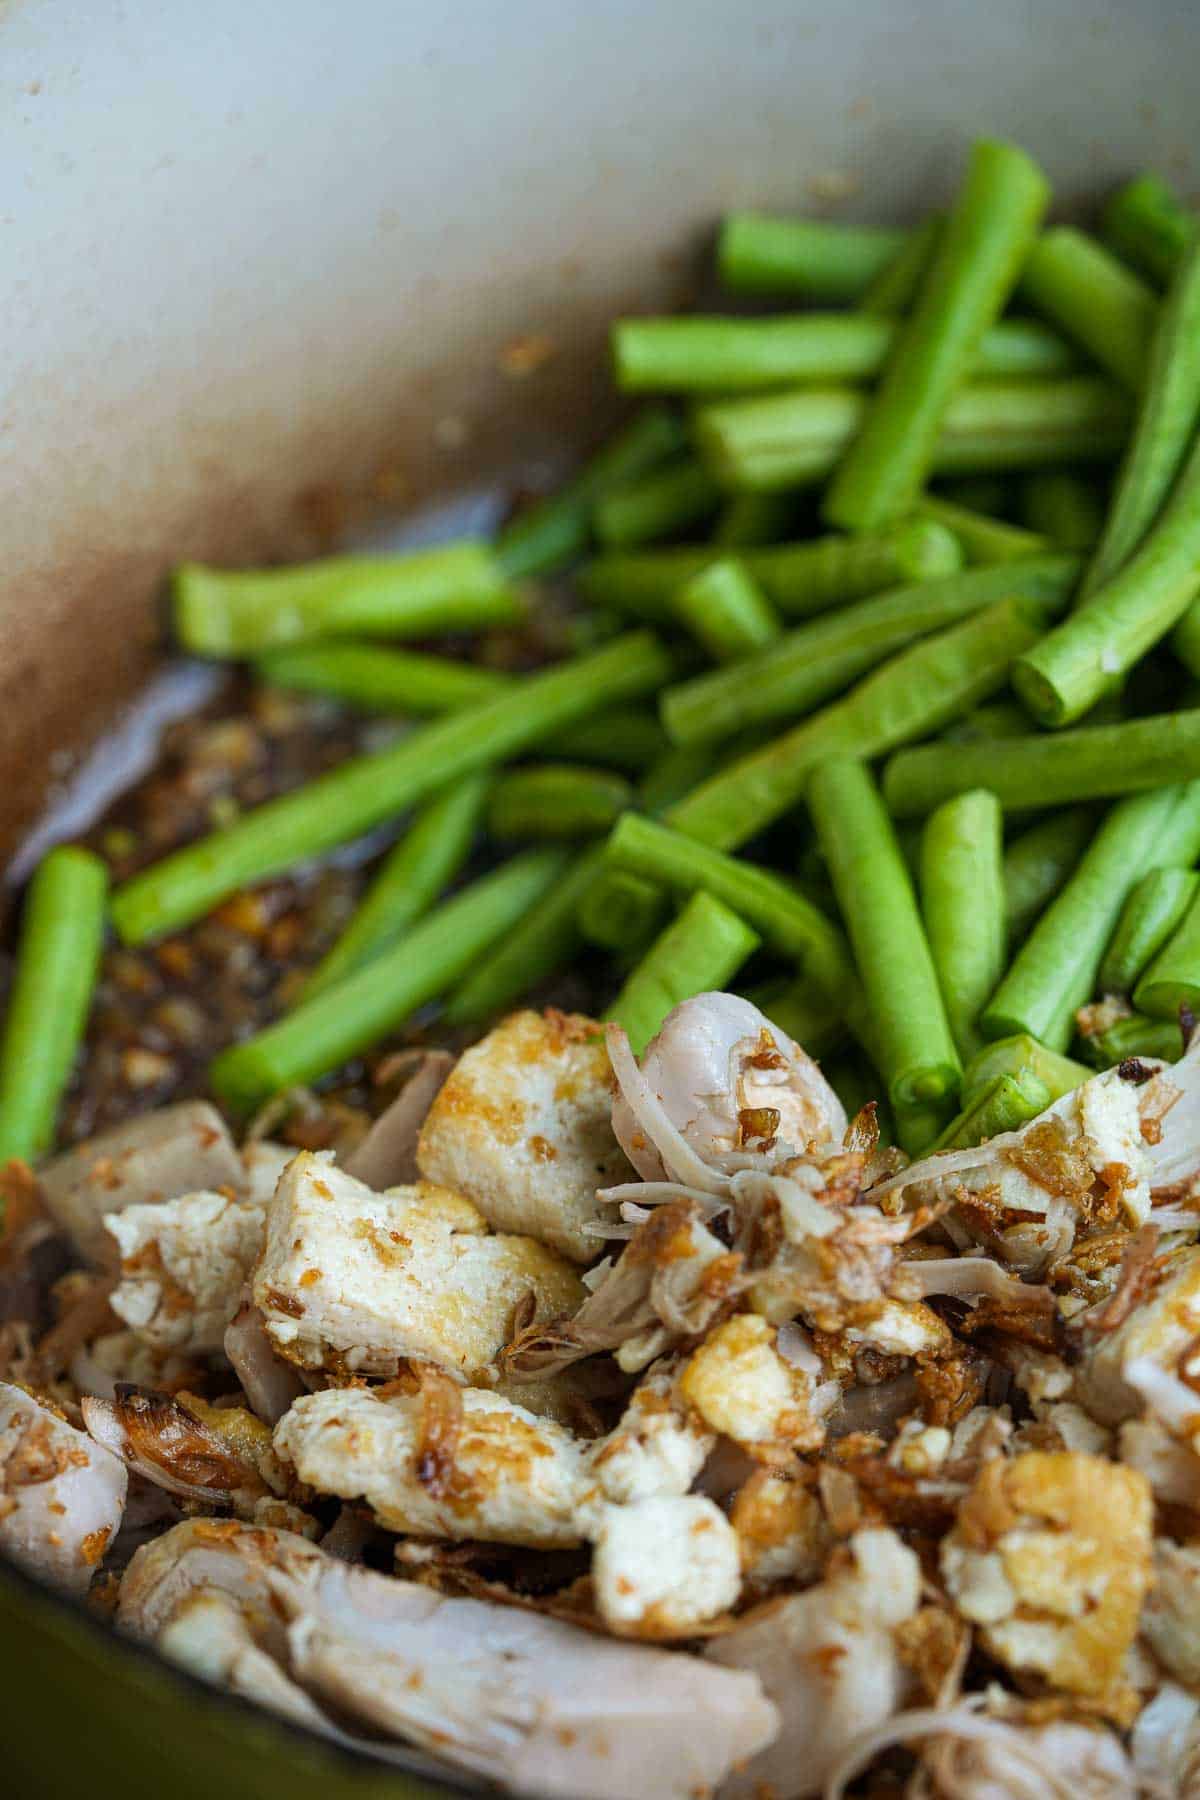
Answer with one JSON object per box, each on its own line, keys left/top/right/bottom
{"left": 591, "top": 1495, "right": 741, "bottom": 1636}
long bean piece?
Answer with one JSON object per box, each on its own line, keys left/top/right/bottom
{"left": 487, "top": 764, "right": 632, "bottom": 841}
{"left": 883, "top": 710, "right": 1200, "bottom": 816}
{"left": 110, "top": 631, "right": 672, "bottom": 944}
{"left": 1100, "top": 867, "right": 1199, "bottom": 997}
{"left": 578, "top": 869, "right": 668, "bottom": 952}
{"left": 175, "top": 544, "right": 521, "bottom": 658}
{"left": 915, "top": 495, "right": 1049, "bottom": 565}
{"left": 1002, "top": 807, "right": 1097, "bottom": 943}
{"left": 716, "top": 214, "right": 906, "bottom": 300}
{"left": 980, "top": 788, "right": 1182, "bottom": 1051}
{"left": 859, "top": 215, "right": 943, "bottom": 314}
{"left": 673, "top": 560, "right": 781, "bottom": 663}
{"left": 824, "top": 140, "right": 1050, "bottom": 530}
{"left": 0, "top": 848, "right": 108, "bottom": 1165}
{"left": 1019, "top": 471, "right": 1104, "bottom": 551}
{"left": 933, "top": 1072, "right": 1050, "bottom": 1151}
{"left": 808, "top": 758, "right": 961, "bottom": 1108}
{"left": 659, "top": 556, "right": 1075, "bottom": 749}
{"left": 666, "top": 592, "right": 1068, "bottom": 852}
{"left": 695, "top": 376, "right": 1132, "bottom": 494}
{"left": 920, "top": 790, "right": 1006, "bottom": 1060}
{"left": 605, "top": 892, "right": 761, "bottom": 1055}
{"left": 612, "top": 314, "right": 1077, "bottom": 394}
{"left": 1080, "top": 1013, "right": 1184, "bottom": 1067}
{"left": 580, "top": 519, "right": 963, "bottom": 624}
{"left": 303, "top": 774, "right": 491, "bottom": 1000}
{"left": 1134, "top": 889, "right": 1200, "bottom": 1019}
{"left": 211, "top": 849, "right": 567, "bottom": 1110}
{"left": 960, "top": 1033, "right": 1089, "bottom": 1110}
{"left": 495, "top": 407, "right": 686, "bottom": 579}
{"left": 712, "top": 492, "right": 800, "bottom": 548}
{"left": 1103, "top": 174, "right": 1191, "bottom": 288}
{"left": 592, "top": 457, "right": 722, "bottom": 549}
{"left": 1019, "top": 228, "right": 1157, "bottom": 390}
{"left": 443, "top": 847, "right": 603, "bottom": 1026}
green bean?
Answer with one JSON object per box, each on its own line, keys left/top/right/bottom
{"left": 578, "top": 869, "right": 669, "bottom": 952}
{"left": 1134, "top": 888, "right": 1200, "bottom": 1019}
{"left": 712, "top": 492, "right": 800, "bottom": 548}
{"left": 601, "top": 812, "right": 852, "bottom": 994}
{"left": 303, "top": 774, "right": 490, "bottom": 1000}
{"left": 980, "top": 788, "right": 1181, "bottom": 1052}
{"left": 659, "top": 556, "right": 1073, "bottom": 750}
{"left": 915, "top": 494, "right": 1049, "bottom": 565}
{"left": 612, "top": 313, "right": 1077, "bottom": 395}
{"left": 495, "top": 407, "right": 686, "bottom": 579}
{"left": 580, "top": 518, "right": 964, "bottom": 624}
{"left": 549, "top": 710, "right": 669, "bottom": 772}
{"left": 740, "top": 979, "right": 847, "bottom": 1059}
{"left": 960, "top": 1033, "right": 1090, "bottom": 1109}
{"left": 592, "top": 457, "right": 722, "bottom": 549}
{"left": 443, "top": 847, "right": 603, "bottom": 1026}
{"left": 211, "top": 850, "right": 566, "bottom": 1110}
{"left": 667, "top": 590, "right": 1070, "bottom": 852}
{"left": 0, "top": 848, "right": 108, "bottom": 1165}
{"left": 487, "top": 764, "right": 632, "bottom": 842}
{"left": 933, "top": 1071, "right": 1051, "bottom": 1151}
{"left": 1100, "top": 868, "right": 1199, "bottom": 997}
{"left": 716, "top": 213, "right": 906, "bottom": 300}
{"left": 941, "top": 700, "right": 1032, "bottom": 744}
{"left": 938, "top": 476, "right": 1012, "bottom": 516}
{"left": 605, "top": 892, "right": 761, "bottom": 1055}
{"left": 1018, "top": 471, "right": 1105, "bottom": 551}
{"left": 174, "top": 544, "right": 521, "bottom": 658}
{"left": 883, "top": 711, "right": 1200, "bottom": 817}
{"left": 1080, "top": 1012, "right": 1184, "bottom": 1067}
{"left": 920, "top": 790, "right": 1006, "bottom": 1060}
{"left": 634, "top": 743, "right": 717, "bottom": 816}
{"left": 859, "top": 214, "right": 943, "bottom": 314}
{"left": 673, "top": 560, "right": 781, "bottom": 663}
{"left": 808, "top": 758, "right": 961, "bottom": 1108}
{"left": 110, "top": 631, "right": 672, "bottom": 944}
{"left": 1002, "top": 808, "right": 1097, "bottom": 943}
{"left": 824, "top": 141, "right": 1050, "bottom": 529}
{"left": 1103, "top": 174, "right": 1191, "bottom": 288}
{"left": 1019, "top": 228, "right": 1157, "bottom": 391}
{"left": 695, "top": 376, "right": 1131, "bottom": 493}
{"left": 892, "top": 1097, "right": 954, "bottom": 1156}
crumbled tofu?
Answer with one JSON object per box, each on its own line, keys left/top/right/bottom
{"left": 39, "top": 1101, "right": 243, "bottom": 1264}
{"left": 239, "top": 1140, "right": 295, "bottom": 1205}
{"left": 416, "top": 1009, "right": 631, "bottom": 1262}
{"left": 108, "top": 1189, "right": 267, "bottom": 1354}
{"left": 888, "top": 1420, "right": 953, "bottom": 1475}
{"left": 941, "top": 1451, "right": 1152, "bottom": 1720}
{"left": 0, "top": 1382, "right": 126, "bottom": 1594}
{"left": 678, "top": 1313, "right": 826, "bottom": 1455}
{"left": 1142, "top": 1541, "right": 1200, "bottom": 1687}
{"left": 253, "top": 1155, "right": 583, "bottom": 1380}
{"left": 591, "top": 1495, "right": 741, "bottom": 1636}
{"left": 844, "top": 1296, "right": 953, "bottom": 1358}
{"left": 69, "top": 1329, "right": 198, "bottom": 1400}
{"left": 274, "top": 1384, "right": 588, "bottom": 1547}
{"left": 585, "top": 1358, "right": 714, "bottom": 1504}
{"left": 1075, "top": 1071, "right": 1151, "bottom": 1225}
{"left": 730, "top": 1472, "right": 830, "bottom": 1587}
{"left": 1119, "top": 1416, "right": 1200, "bottom": 1507}
{"left": 1036, "top": 1401, "right": 1112, "bottom": 1457}
{"left": 1076, "top": 1248, "right": 1200, "bottom": 1426}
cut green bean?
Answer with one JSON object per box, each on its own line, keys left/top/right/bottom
{"left": 1076, "top": 223, "right": 1200, "bottom": 614}
{"left": 695, "top": 376, "right": 1132, "bottom": 494}
{"left": 741, "top": 979, "right": 847, "bottom": 1060}
{"left": 211, "top": 849, "right": 567, "bottom": 1110}
{"left": 659, "top": 556, "right": 1073, "bottom": 750}
{"left": 1002, "top": 807, "right": 1097, "bottom": 943}
{"left": 487, "top": 764, "right": 633, "bottom": 842}
{"left": 884, "top": 710, "right": 1200, "bottom": 816}
{"left": 941, "top": 700, "right": 1032, "bottom": 744}
{"left": 0, "top": 848, "right": 108, "bottom": 1165}
{"left": 605, "top": 892, "right": 761, "bottom": 1055}
{"left": 915, "top": 494, "right": 1049, "bottom": 565}
{"left": 1134, "top": 888, "right": 1200, "bottom": 1019}
{"left": 495, "top": 407, "right": 686, "bottom": 579}
{"left": 580, "top": 518, "right": 964, "bottom": 624}
{"left": 667, "top": 589, "right": 1071, "bottom": 852}
{"left": 938, "top": 476, "right": 1012, "bottom": 516}
{"left": 892, "top": 1097, "right": 955, "bottom": 1156}
{"left": 961, "top": 1033, "right": 1090, "bottom": 1109}
{"left": 825, "top": 141, "right": 1050, "bottom": 529}
{"left": 110, "top": 631, "right": 672, "bottom": 945}
{"left": 1080, "top": 1012, "right": 1184, "bottom": 1067}
{"left": 175, "top": 544, "right": 522, "bottom": 658}
{"left": 716, "top": 213, "right": 906, "bottom": 300}
{"left": 808, "top": 758, "right": 961, "bottom": 1109}
{"left": 592, "top": 457, "right": 722, "bottom": 549}
{"left": 859, "top": 214, "right": 943, "bottom": 314}
{"left": 1020, "top": 228, "right": 1157, "bottom": 391}
{"left": 1100, "top": 867, "right": 1199, "bottom": 997}
{"left": 712, "top": 492, "right": 800, "bottom": 549}
{"left": 550, "top": 709, "right": 669, "bottom": 772}
{"left": 980, "top": 788, "right": 1181, "bottom": 1052}
{"left": 673, "top": 560, "right": 781, "bottom": 663}
{"left": 601, "top": 812, "right": 851, "bottom": 994}
{"left": 1103, "top": 174, "right": 1191, "bottom": 288}
{"left": 443, "top": 847, "right": 603, "bottom": 1026}
{"left": 920, "top": 790, "right": 1006, "bottom": 1060}
{"left": 932, "top": 1071, "right": 1050, "bottom": 1151}
{"left": 634, "top": 743, "right": 717, "bottom": 816}
{"left": 578, "top": 869, "right": 669, "bottom": 952}
{"left": 1018, "top": 471, "right": 1105, "bottom": 551}
{"left": 612, "top": 313, "right": 1077, "bottom": 395}
{"left": 303, "top": 773, "right": 491, "bottom": 1000}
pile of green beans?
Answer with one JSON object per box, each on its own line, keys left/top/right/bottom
{"left": 18, "top": 144, "right": 1200, "bottom": 1164}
